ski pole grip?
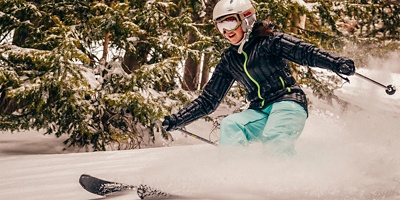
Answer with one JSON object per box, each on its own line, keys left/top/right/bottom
{"left": 339, "top": 64, "right": 349, "bottom": 71}
{"left": 338, "top": 64, "right": 355, "bottom": 76}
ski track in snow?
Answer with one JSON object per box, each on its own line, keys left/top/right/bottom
{"left": 1, "top": 58, "right": 400, "bottom": 199}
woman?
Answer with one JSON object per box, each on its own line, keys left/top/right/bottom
{"left": 162, "top": 0, "right": 355, "bottom": 153}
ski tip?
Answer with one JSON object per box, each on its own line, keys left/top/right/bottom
{"left": 79, "top": 174, "right": 90, "bottom": 190}
{"left": 80, "top": 174, "right": 92, "bottom": 179}
{"left": 79, "top": 174, "right": 109, "bottom": 196}
{"left": 79, "top": 174, "right": 134, "bottom": 197}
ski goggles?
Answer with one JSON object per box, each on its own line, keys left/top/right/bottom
{"left": 214, "top": 8, "right": 256, "bottom": 34}
{"left": 214, "top": 14, "right": 242, "bottom": 34}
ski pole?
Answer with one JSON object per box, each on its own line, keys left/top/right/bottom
{"left": 355, "top": 72, "right": 396, "bottom": 95}
{"left": 338, "top": 64, "right": 396, "bottom": 95}
{"left": 177, "top": 128, "right": 218, "bottom": 146}
{"left": 162, "top": 124, "right": 217, "bottom": 146}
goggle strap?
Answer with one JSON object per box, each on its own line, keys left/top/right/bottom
{"left": 239, "top": 7, "right": 256, "bottom": 20}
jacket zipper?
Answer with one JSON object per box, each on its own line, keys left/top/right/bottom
{"left": 242, "top": 51, "right": 265, "bottom": 107}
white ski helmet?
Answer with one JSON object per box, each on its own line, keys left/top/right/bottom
{"left": 213, "top": 0, "right": 256, "bottom": 34}
{"left": 213, "top": 0, "right": 256, "bottom": 53}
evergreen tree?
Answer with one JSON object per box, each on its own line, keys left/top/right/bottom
{"left": 0, "top": 0, "right": 188, "bottom": 150}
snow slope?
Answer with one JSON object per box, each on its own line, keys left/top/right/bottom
{"left": 1, "top": 56, "right": 400, "bottom": 200}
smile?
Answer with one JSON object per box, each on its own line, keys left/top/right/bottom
{"left": 226, "top": 32, "right": 236, "bottom": 38}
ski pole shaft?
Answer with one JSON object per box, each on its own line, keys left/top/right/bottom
{"left": 355, "top": 72, "right": 396, "bottom": 95}
{"left": 177, "top": 128, "right": 217, "bottom": 146}
{"left": 355, "top": 72, "right": 386, "bottom": 88}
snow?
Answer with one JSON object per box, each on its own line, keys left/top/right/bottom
{"left": 1, "top": 59, "right": 400, "bottom": 199}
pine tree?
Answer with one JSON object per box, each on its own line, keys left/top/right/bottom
{"left": 0, "top": 0, "right": 188, "bottom": 150}
{"left": 0, "top": 0, "right": 96, "bottom": 146}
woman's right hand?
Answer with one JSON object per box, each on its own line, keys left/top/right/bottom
{"left": 162, "top": 116, "right": 177, "bottom": 131}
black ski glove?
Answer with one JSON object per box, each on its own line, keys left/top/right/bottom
{"left": 336, "top": 58, "right": 355, "bottom": 76}
{"left": 162, "top": 115, "right": 178, "bottom": 131}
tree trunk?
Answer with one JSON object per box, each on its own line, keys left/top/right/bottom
{"left": 289, "top": 13, "right": 306, "bottom": 34}
{"left": 12, "top": 27, "right": 28, "bottom": 47}
{"left": 123, "top": 51, "right": 140, "bottom": 74}
{"left": 182, "top": 30, "right": 200, "bottom": 91}
{"left": 102, "top": 31, "right": 110, "bottom": 64}
{"left": 200, "top": 54, "right": 211, "bottom": 89}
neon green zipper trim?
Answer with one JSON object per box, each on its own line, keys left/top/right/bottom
{"left": 279, "top": 76, "right": 285, "bottom": 88}
{"left": 279, "top": 76, "right": 291, "bottom": 92}
{"left": 243, "top": 51, "right": 265, "bottom": 107}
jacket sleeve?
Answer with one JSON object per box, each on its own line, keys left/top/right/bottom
{"left": 172, "top": 60, "right": 235, "bottom": 128}
{"left": 265, "top": 32, "right": 351, "bottom": 72}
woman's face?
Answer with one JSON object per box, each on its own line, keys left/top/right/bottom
{"left": 224, "top": 27, "right": 244, "bottom": 44}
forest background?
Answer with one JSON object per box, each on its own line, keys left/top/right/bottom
{"left": 0, "top": 0, "right": 399, "bottom": 151}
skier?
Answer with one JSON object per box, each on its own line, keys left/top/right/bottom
{"left": 162, "top": 0, "right": 355, "bottom": 154}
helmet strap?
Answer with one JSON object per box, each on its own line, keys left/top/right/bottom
{"left": 237, "top": 18, "right": 255, "bottom": 54}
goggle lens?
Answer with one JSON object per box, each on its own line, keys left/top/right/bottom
{"left": 215, "top": 15, "right": 241, "bottom": 33}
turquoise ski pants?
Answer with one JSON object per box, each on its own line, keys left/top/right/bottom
{"left": 219, "top": 101, "right": 307, "bottom": 154}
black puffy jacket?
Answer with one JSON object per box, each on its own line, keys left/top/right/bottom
{"left": 169, "top": 22, "right": 352, "bottom": 129}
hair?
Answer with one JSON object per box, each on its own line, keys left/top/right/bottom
{"left": 253, "top": 20, "right": 275, "bottom": 37}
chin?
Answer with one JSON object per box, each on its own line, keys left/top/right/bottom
{"left": 229, "top": 38, "right": 241, "bottom": 44}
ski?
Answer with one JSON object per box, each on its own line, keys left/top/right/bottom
{"left": 79, "top": 174, "right": 172, "bottom": 199}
